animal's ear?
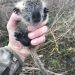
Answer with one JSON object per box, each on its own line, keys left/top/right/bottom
{"left": 44, "top": 8, "right": 49, "bottom": 13}
{"left": 15, "top": 1, "right": 24, "bottom": 11}
{"left": 13, "top": 8, "right": 20, "bottom": 14}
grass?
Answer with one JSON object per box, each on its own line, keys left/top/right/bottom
{"left": 1, "top": 0, "right": 75, "bottom": 75}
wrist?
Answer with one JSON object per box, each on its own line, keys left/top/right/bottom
{"left": 8, "top": 43, "right": 30, "bottom": 62}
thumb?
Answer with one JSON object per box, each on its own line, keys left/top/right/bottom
{"left": 7, "top": 13, "right": 21, "bottom": 32}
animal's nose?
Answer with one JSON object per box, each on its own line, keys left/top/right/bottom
{"left": 32, "top": 10, "right": 41, "bottom": 23}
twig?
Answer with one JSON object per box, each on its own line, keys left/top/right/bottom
{"left": 23, "top": 67, "right": 63, "bottom": 75}
{"left": 30, "top": 45, "right": 49, "bottom": 75}
{"left": 51, "top": 0, "right": 70, "bottom": 28}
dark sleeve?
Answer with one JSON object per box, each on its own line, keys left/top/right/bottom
{"left": 0, "top": 46, "right": 23, "bottom": 75}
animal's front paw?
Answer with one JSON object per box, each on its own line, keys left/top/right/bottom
{"left": 15, "top": 32, "right": 31, "bottom": 46}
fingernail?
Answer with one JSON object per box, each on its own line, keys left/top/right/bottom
{"left": 31, "top": 40, "right": 36, "bottom": 45}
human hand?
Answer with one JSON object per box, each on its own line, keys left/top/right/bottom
{"left": 7, "top": 13, "right": 48, "bottom": 62}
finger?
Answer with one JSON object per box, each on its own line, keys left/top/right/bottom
{"left": 31, "top": 35, "right": 46, "bottom": 46}
{"left": 28, "top": 26, "right": 48, "bottom": 39}
{"left": 27, "top": 23, "right": 44, "bottom": 32}
{"left": 7, "top": 13, "right": 21, "bottom": 32}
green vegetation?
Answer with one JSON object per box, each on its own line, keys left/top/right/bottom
{"left": 1, "top": 0, "right": 75, "bottom": 75}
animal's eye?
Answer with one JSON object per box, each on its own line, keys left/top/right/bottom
{"left": 27, "top": 17, "right": 30, "bottom": 22}
{"left": 24, "top": 15, "right": 30, "bottom": 22}
{"left": 44, "top": 8, "right": 49, "bottom": 13}
{"left": 13, "top": 8, "right": 20, "bottom": 14}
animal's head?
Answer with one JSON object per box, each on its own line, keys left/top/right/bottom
{"left": 13, "top": 0, "right": 49, "bottom": 25}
